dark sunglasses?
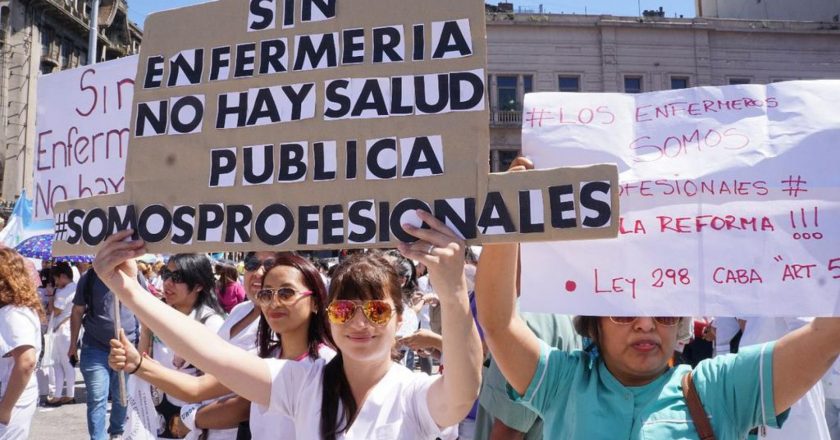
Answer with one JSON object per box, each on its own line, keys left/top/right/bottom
{"left": 254, "top": 288, "right": 313, "bottom": 306}
{"left": 243, "top": 256, "right": 276, "bottom": 272}
{"left": 327, "top": 300, "right": 393, "bottom": 326}
{"left": 161, "top": 268, "right": 186, "bottom": 284}
{"left": 609, "top": 317, "right": 680, "bottom": 327}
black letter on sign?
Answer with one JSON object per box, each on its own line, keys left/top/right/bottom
{"left": 367, "top": 138, "right": 397, "bottom": 179}
{"left": 225, "top": 205, "right": 253, "bottom": 243}
{"left": 413, "top": 24, "right": 425, "bottom": 61}
{"left": 477, "top": 192, "right": 516, "bottom": 234}
{"left": 293, "top": 34, "right": 337, "bottom": 70}
{"left": 345, "top": 140, "right": 357, "bottom": 179}
{"left": 352, "top": 79, "right": 388, "bottom": 117}
{"left": 172, "top": 206, "right": 196, "bottom": 245}
{"left": 301, "top": 0, "right": 336, "bottom": 21}
{"left": 278, "top": 143, "right": 307, "bottom": 182}
{"left": 107, "top": 206, "right": 138, "bottom": 238}
{"left": 390, "top": 77, "right": 413, "bottom": 116}
{"left": 518, "top": 191, "right": 544, "bottom": 234}
{"left": 210, "top": 149, "right": 237, "bottom": 187}
{"left": 259, "top": 39, "right": 287, "bottom": 74}
{"left": 135, "top": 101, "right": 168, "bottom": 137}
{"left": 168, "top": 49, "right": 204, "bottom": 87}
{"left": 348, "top": 201, "right": 376, "bottom": 243}
{"left": 403, "top": 137, "right": 443, "bottom": 177}
{"left": 378, "top": 202, "right": 390, "bottom": 242}
{"left": 138, "top": 205, "right": 172, "bottom": 243}
{"left": 243, "top": 144, "right": 275, "bottom": 185}
{"left": 548, "top": 185, "right": 577, "bottom": 229}
{"left": 235, "top": 43, "right": 257, "bottom": 78}
{"left": 342, "top": 29, "right": 365, "bottom": 64}
{"left": 249, "top": 0, "right": 275, "bottom": 31}
{"left": 283, "top": 0, "right": 294, "bottom": 27}
{"left": 322, "top": 204, "right": 344, "bottom": 245}
{"left": 210, "top": 47, "right": 231, "bottom": 81}
{"left": 82, "top": 208, "right": 109, "bottom": 246}
{"left": 283, "top": 83, "right": 314, "bottom": 121}
{"left": 390, "top": 199, "right": 431, "bottom": 243}
{"left": 313, "top": 142, "right": 335, "bottom": 181}
{"left": 450, "top": 71, "right": 484, "bottom": 111}
{"left": 65, "top": 210, "right": 85, "bottom": 245}
{"left": 373, "top": 27, "right": 403, "bottom": 63}
{"left": 247, "top": 88, "right": 281, "bottom": 126}
{"left": 255, "top": 204, "right": 294, "bottom": 245}
{"left": 216, "top": 92, "right": 249, "bottom": 129}
{"left": 580, "top": 181, "right": 612, "bottom": 228}
{"left": 433, "top": 21, "right": 472, "bottom": 59}
{"left": 197, "top": 205, "right": 224, "bottom": 241}
{"left": 170, "top": 96, "right": 204, "bottom": 134}
{"left": 325, "top": 80, "right": 351, "bottom": 119}
{"left": 144, "top": 56, "right": 165, "bottom": 89}
{"left": 434, "top": 198, "right": 476, "bottom": 239}
{"left": 415, "top": 75, "right": 449, "bottom": 114}
{"left": 298, "top": 205, "right": 319, "bottom": 245}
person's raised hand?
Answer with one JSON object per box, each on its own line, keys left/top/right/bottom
{"left": 92, "top": 229, "right": 145, "bottom": 295}
{"left": 398, "top": 210, "right": 467, "bottom": 301}
{"left": 508, "top": 156, "right": 535, "bottom": 172}
{"left": 109, "top": 329, "right": 141, "bottom": 373}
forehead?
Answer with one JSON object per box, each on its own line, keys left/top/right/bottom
{"left": 263, "top": 265, "right": 305, "bottom": 286}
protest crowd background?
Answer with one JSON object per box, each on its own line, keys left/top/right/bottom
{"left": 0, "top": 0, "right": 839, "bottom": 439}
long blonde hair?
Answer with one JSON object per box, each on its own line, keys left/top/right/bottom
{"left": 0, "top": 248, "right": 46, "bottom": 321}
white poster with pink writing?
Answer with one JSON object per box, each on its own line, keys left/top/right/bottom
{"left": 520, "top": 81, "right": 840, "bottom": 316}
{"left": 33, "top": 55, "right": 138, "bottom": 220}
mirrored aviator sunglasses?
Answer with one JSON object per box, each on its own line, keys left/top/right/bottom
{"left": 327, "top": 300, "right": 393, "bottom": 326}
{"left": 609, "top": 316, "right": 680, "bottom": 327}
{"left": 243, "top": 257, "right": 275, "bottom": 272}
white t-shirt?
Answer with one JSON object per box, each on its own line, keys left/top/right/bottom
{"left": 0, "top": 306, "right": 41, "bottom": 407}
{"left": 250, "top": 345, "right": 336, "bottom": 440}
{"left": 262, "top": 358, "right": 457, "bottom": 439}
{"left": 217, "top": 301, "right": 260, "bottom": 354}
{"left": 52, "top": 282, "right": 77, "bottom": 324}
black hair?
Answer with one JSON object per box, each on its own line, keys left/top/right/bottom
{"left": 168, "top": 254, "right": 224, "bottom": 317}
{"left": 50, "top": 262, "right": 74, "bottom": 281}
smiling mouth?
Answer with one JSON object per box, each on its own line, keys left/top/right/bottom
{"left": 346, "top": 334, "right": 375, "bottom": 342}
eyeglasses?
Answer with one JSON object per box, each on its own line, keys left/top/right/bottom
{"left": 244, "top": 256, "right": 275, "bottom": 272}
{"left": 255, "top": 288, "right": 313, "bottom": 306}
{"left": 161, "top": 268, "right": 186, "bottom": 284}
{"left": 609, "top": 317, "right": 680, "bottom": 327}
{"left": 327, "top": 300, "right": 393, "bottom": 326}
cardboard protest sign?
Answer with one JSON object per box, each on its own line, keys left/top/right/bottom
{"left": 53, "top": 0, "right": 618, "bottom": 254}
{"left": 520, "top": 81, "right": 840, "bottom": 317}
{"left": 34, "top": 56, "right": 137, "bottom": 220}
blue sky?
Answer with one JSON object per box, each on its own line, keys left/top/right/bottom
{"left": 128, "top": 1, "right": 697, "bottom": 29}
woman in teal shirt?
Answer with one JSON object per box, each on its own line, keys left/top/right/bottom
{"left": 474, "top": 157, "right": 840, "bottom": 439}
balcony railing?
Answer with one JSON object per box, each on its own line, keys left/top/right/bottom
{"left": 490, "top": 110, "right": 522, "bottom": 127}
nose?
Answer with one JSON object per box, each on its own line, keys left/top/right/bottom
{"left": 633, "top": 317, "right": 657, "bottom": 332}
{"left": 346, "top": 306, "right": 372, "bottom": 329}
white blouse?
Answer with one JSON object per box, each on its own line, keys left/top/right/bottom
{"left": 0, "top": 306, "right": 41, "bottom": 407}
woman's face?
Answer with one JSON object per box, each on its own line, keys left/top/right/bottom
{"left": 258, "top": 265, "right": 315, "bottom": 336}
{"left": 163, "top": 261, "right": 200, "bottom": 311}
{"left": 244, "top": 251, "right": 274, "bottom": 302}
{"left": 598, "top": 317, "right": 679, "bottom": 386}
{"left": 330, "top": 295, "right": 400, "bottom": 364}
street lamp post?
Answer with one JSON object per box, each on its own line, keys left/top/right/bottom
{"left": 88, "top": 0, "right": 99, "bottom": 65}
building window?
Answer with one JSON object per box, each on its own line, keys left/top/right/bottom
{"left": 729, "top": 78, "right": 751, "bottom": 85}
{"left": 624, "top": 76, "right": 643, "bottom": 94}
{"left": 558, "top": 76, "right": 580, "bottom": 92}
{"left": 40, "top": 31, "right": 52, "bottom": 57}
{"left": 497, "top": 76, "right": 518, "bottom": 111}
{"left": 523, "top": 75, "right": 533, "bottom": 94}
{"left": 61, "top": 43, "right": 71, "bottom": 69}
{"left": 79, "top": 50, "right": 88, "bottom": 66}
{"left": 671, "top": 77, "right": 689, "bottom": 89}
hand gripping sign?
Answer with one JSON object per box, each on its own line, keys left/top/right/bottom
{"left": 52, "top": 0, "right": 619, "bottom": 255}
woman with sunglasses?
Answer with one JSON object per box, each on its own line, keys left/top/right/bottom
{"left": 473, "top": 157, "right": 840, "bottom": 439}
{"left": 96, "top": 210, "right": 481, "bottom": 439}
{"left": 111, "top": 253, "right": 334, "bottom": 439}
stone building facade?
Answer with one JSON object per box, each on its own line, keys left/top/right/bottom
{"left": 0, "top": 0, "right": 141, "bottom": 200}
{"left": 485, "top": 7, "right": 840, "bottom": 170}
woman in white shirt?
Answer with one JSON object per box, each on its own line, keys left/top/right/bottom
{"left": 46, "top": 261, "right": 77, "bottom": 406}
{"left": 96, "top": 212, "right": 482, "bottom": 439}
{"left": 111, "top": 252, "right": 335, "bottom": 439}
{"left": 0, "top": 248, "right": 44, "bottom": 438}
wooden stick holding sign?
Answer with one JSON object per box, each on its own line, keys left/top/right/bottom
{"left": 113, "top": 297, "right": 128, "bottom": 407}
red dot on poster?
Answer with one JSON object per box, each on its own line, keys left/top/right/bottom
{"left": 565, "top": 280, "right": 577, "bottom": 292}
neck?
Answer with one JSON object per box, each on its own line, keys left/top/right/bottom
{"left": 278, "top": 324, "right": 311, "bottom": 360}
{"left": 342, "top": 354, "right": 393, "bottom": 402}
{"left": 605, "top": 361, "right": 669, "bottom": 387}
{"left": 173, "top": 302, "right": 195, "bottom": 315}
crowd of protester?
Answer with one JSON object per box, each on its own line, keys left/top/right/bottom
{"left": 0, "top": 190, "right": 839, "bottom": 438}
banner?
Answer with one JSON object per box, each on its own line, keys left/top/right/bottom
{"left": 34, "top": 56, "right": 137, "bottom": 221}
{"left": 520, "top": 81, "right": 840, "bottom": 317}
{"left": 52, "top": 0, "right": 619, "bottom": 255}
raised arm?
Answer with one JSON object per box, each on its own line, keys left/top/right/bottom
{"left": 109, "top": 330, "right": 231, "bottom": 403}
{"left": 93, "top": 231, "right": 271, "bottom": 406}
{"left": 193, "top": 395, "right": 251, "bottom": 430}
{"left": 772, "top": 317, "right": 840, "bottom": 414}
{"left": 398, "top": 210, "right": 483, "bottom": 428}
{"left": 0, "top": 346, "right": 37, "bottom": 425}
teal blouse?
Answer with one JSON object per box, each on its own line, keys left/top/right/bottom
{"left": 508, "top": 341, "right": 789, "bottom": 439}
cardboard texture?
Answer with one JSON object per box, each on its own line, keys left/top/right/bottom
{"left": 53, "top": 0, "right": 618, "bottom": 254}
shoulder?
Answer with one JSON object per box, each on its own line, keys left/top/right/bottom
{"left": 0, "top": 305, "right": 40, "bottom": 327}
{"left": 228, "top": 301, "right": 254, "bottom": 319}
